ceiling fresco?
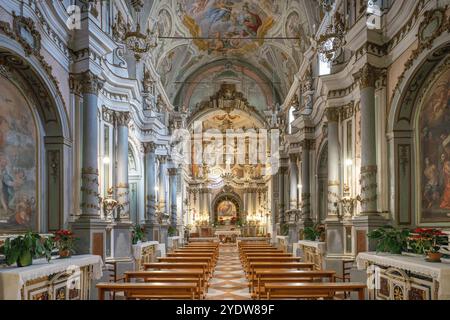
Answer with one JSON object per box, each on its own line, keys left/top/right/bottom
{"left": 179, "top": 0, "right": 281, "bottom": 55}
{"left": 150, "top": 0, "right": 321, "bottom": 109}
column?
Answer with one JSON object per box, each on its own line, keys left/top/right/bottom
{"left": 326, "top": 107, "right": 340, "bottom": 219}
{"left": 115, "top": 111, "right": 130, "bottom": 221}
{"left": 168, "top": 167, "right": 178, "bottom": 227}
{"left": 80, "top": 71, "right": 104, "bottom": 218}
{"left": 359, "top": 64, "right": 378, "bottom": 215}
{"left": 144, "top": 143, "right": 157, "bottom": 224}
{"left": 71, "top": 71, "right": 107, "bottom": 256}
{"left": 278, "top": 167, "right": 286, "bottom": 224}
{"left": 353, "top": 64, "right": 386, "bottom": 251}
{"left": 289, "top": 154, "right": 298, "bottom": 210}
{"left": 324, "top": 107, "right": 345, "bottom": 262}
{"left": 300, "top": 140, "right": 313, "bottom": 226}
{"left": 158, "top": 155, "right": 168, "bottom": 215}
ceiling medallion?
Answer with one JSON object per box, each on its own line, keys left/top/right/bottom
{"left": 317, "top": 11, "right": 345, "bottom": 63}
{"left": 121, "top": 1, "right": 158, "bottom": 61}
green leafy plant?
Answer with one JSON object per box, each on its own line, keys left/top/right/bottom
{"left": 168, "top": 226, "right": 177, "bottom": 237}
{"left": 131, "top": 224, "right": 145, "bottom": 245}
{"left": 303, "top": 224, "right": 326, "bottom": 241}
{"left": 367, "top": 226, "right": 410, "bottom": 254}
{"left": 280, "top": 223, "right": 289, "bottom": 236}
{"left": 2, "top": 231, "right": 54, "bottom": 267}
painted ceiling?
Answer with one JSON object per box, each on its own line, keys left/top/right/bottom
{"left": 143, "top": 0, "right": 321, "bottom": 111}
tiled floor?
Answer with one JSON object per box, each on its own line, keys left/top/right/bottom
{"left": 206, "top": 244, "right": 251, "bottom": 300}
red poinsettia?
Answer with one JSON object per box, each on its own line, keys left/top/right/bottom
{"left": 53, "top": 229, "right": 77, "bottom": 252}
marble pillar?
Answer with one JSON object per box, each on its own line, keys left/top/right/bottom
{"left": 143, "top": 142, "right": 158, "bottom": 240}
{"left": 71, "top": 71, "right": 107, "bottom": 256}
{"left": 300, "top": 140, "right": 313, "bottom": 228}
{"left": 115, "top": 111, "right": 131, "bottom": 221}
{"left": 289, "top": 155, "right": 298, "bottom": 210}
{"left": 325, "top": 107, "right": 344, "bottom": 259}
{"left": 168, "top": 167, "right": 178, "bottom": 228}
{"left": 278, "top": 167, "right": 286, "bottom": 225}
{"left": 353, "top": 64, "right": 387, "bottom": 251}
{"left": 359, "top": 64, "right": 378, "bottom": 215}
{"left": 158, "top": 155, "right": 168, "bottom": 215}
{"left": 109, "top": 110, "right": 132, "bottom": 261}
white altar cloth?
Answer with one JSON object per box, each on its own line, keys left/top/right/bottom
{"left": 132, "top": 241, "right": 159, "bottom": 260}
{"left": 0, "top": 254, "right": 103, "bottom": 300}
{"left": 357, "top": 252, "right": 450, "bottom": 300}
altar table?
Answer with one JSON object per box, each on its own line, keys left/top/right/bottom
{"left": 0, "top": 254, "right": 103, "bottom": 300}
{"left": 356, "top": 252, "right": 450, "bottom": 300}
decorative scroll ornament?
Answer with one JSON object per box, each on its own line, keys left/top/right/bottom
{"left": 115, "top": 2, "right": 158, "bottom": 61}
{"left": 317, "top": 11, "right": 345, "bottom": 63}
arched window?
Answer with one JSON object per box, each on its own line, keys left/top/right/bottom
{"left": 318, "top": 54, "right": 331, "bottom": 76}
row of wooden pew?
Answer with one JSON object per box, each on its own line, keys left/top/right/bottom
{"left": 238, "top": 241, "right": 366, "bottom": 300}
{"left": 96, "top": 242, "right": 219, "bottom": 300}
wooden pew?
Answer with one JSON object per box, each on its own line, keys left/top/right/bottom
{"left": 124, "top": 270, "right": 205, "bottom": 299}
{"left": 264, "top": 282, "right": 366, "bottom": 300}
{"left": 252, "top": 270, "right": 336, "bottom": 298}
{"left": 247, "top": 262, "right": 315, "bottom": 282}
{"left": 167, "top": 252, "right": 217, "bottom": 264}
{"left": 144, "top": 263, "right": 210, "bottom": 280}
{"left": 97, "top": 282, "right": 198, "bottom": 300}
{"left": 157, "top": 257, "right": 215, "bottom": 274}
{"left": 244, "top": 257, "right": 302, "bottom": 273}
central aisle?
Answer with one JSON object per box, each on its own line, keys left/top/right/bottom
{"left": 206, "top": 244, "right": 251, "bottom": 300}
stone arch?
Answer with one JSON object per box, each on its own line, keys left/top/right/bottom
{"left": 388, "top": 37, "right": 450, "bottom": 226}
{"left": 0, "top": 41, "right": 72, "bottom": 233}
{"left": 211, "top": 190, "right": 243, "bottom": 224}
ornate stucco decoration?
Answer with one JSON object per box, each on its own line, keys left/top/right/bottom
{"left": 188, "top": 83, "right": 265, "bottom": 124}
{"left": 12, "top": 12, "right": 41, "bottom": 56}
{"left": 0, "top": 18, "right": 65, "bottom": 109}
{"left": 393, "top": 7, "right": 450, "bottom": 98}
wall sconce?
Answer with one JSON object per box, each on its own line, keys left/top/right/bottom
{"left": 103, "top": 156, "right": 110, "bottom": 165}
{"left": 345, "top": 159, "right": 353, "bottom": 166}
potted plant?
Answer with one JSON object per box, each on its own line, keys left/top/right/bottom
{"left": 1, "top": 231, "right": 53, "bottom": 267}
{"left": 303, "top": 224, "right": 326, "bottom": 241}
{"left": 53, "top": 229, "right": 77, "bottom": 258}
{"left": 367, "top": 226, "right": 410, "bottom": 254}
{"left": 408, "top": 228, "right": 448, "bottom": 262}
{"left": 132, "top": 224, "right": 145, "bottom": 245}
{"left": 168, "top": 226, "right": 177, "bottom": 237}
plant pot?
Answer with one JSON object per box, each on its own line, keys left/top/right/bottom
{"left": 427, "top": 252, "right": 443, "bottom": 262}
{"left": 17, "top": 251, "right": 32, "bottom": 267}
{"left": 59, "top": 249, "right": 71, "bottom": 259}
{"left": 319, "top": 234, "right": 326, "bottom": 242}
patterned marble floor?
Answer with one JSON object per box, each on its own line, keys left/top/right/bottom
{"left": 205, "top": 244, "right": 251, "bottom": 300}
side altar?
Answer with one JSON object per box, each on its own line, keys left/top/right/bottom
{"left": 356, "top": 252, "right": 450, "bottom": 300}
{"left": 0, "top": 255, "right": 103, "bottom": 300}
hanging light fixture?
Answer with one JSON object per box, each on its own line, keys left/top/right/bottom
{"left": 317, "top": 7, "right": 346, "bottom": 63}
{"left": 122, "top": 0, "right": 158, "bottom": 61}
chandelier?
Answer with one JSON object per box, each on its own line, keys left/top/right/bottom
{"left": 317, "top": 11, "right": 345, "bottom": 63}
{"left": 123, "top": 1, "right": 158, "bottom": 61}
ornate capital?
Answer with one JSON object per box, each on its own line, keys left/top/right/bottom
{"left": 116, "top": 111, "right": 131, "bottom": 126}
{"left": 157, "top": 155, "right": 168, "bottom": 163}
{"left": 325, "top": 107, "right": 340, "bottom": 122}
{"left": 73, "top": 71, "right": 105, "bottom": 95}
{"left": 142, "top": 142, "right": 156, "bottom": 153}
{"left": 356, "top": 64, "right": 379, "bottom": 89}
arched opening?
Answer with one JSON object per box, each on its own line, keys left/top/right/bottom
{"left": 212, "top": 192, "right": 242, "bottom": 226}
{"left": 388, "top": 40, "right": 450, "bottom": 226}
{"left": 0, "top": 48, "right": 70, "bottom": 233}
